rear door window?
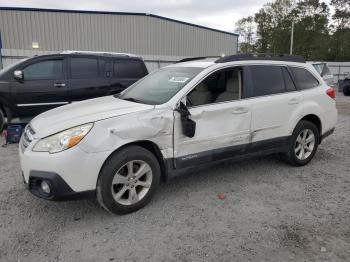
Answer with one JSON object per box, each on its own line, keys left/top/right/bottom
{"left": 289, "top": 67, "right": 319, "bottom": 90}
{"left": 113, "top": 59, "right": 146, "bottom": 79}
{"left": 70, "top": 57, "right": 99, "bottom": 79}
{"left": 249, "top": 65, "right": 285, "bottom": 97}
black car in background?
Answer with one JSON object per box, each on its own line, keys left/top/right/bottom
{"left": 0, "top": 51, "right": 148, "bottom": 130}
{"left": 339, "top": 74, "right": 350, "bottom": 96}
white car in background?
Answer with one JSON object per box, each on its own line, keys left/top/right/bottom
{"left": 309, "top": 62, "right": 334, "bottom": 87}
{"left": 19, "top": 54, "right": 337, "bottom": 214}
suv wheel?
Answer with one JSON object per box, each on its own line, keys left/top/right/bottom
{"left": 283, "top": 120, "right": 320, "bottom": 166}
{"left": 97, "top": 146, "right": 161, "bottom": 214}
{"left": 0, "top": 109, "right": 5, "bottom": 132}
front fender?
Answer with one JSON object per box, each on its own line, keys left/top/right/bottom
{"left": 78, "top": 108, "right": 174, "bottom": 159}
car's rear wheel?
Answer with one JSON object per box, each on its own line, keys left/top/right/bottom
{"left": 282, "top": 120, "right": 320, "bottom": 166}
{"left": 0, "top": 109, "right": 5, "bottom": 132}
{"left": 97, "top": 145, "right": 161, "bottom": 215}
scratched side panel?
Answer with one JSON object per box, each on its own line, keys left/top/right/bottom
{"left": 78, "top": 108, "right": 174, "bottom": 160}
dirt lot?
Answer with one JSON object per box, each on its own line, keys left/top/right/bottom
{"left": 0, "top": 93, "right": 349, "bottom": 262}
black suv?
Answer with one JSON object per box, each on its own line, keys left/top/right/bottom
{"left": 0, "top": 51, "right": 148, "bottom": 130}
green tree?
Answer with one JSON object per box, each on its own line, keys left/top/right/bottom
{"left": 329, "top": 0, "right": 350, "bottom": 61}
{"left": 235, "top": 0, "right": 348, "bottom": 61}
{"left": 235, "top": 16, "right": 256, "bottom": 53}
{"left": 239, "top": 0, "right": 330, "bottom": 60}
{"left": 254, "top": 0, "right": 294, "bottom": 54}
{"left": 292, "top": 0, "right": 330, "bottom": 60}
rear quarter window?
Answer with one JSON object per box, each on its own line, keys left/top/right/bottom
{"left": 289, "top": 67, "right": 319, "bottom": 90}
{"left": 113, "top": 59, "right": 146, "bottom": 79}
{"left": 70, "top": 57, "right": 99, "bottom": 79}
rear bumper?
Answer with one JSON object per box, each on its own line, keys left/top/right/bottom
{"left": 25, "top": 171, "right": 95, "bottom": 201}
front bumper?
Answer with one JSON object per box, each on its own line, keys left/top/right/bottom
{"left": 19, "top": 136, "right": 112, "bottom": 200}
{"left": 25, "top": 171, "right": 95, "bottom": 200}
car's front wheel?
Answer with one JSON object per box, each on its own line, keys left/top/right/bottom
{"left": 283, "top": 120, "right": 320, "bottom": 166}
{"left": 97, "top": 145, "right": 161, "bottom": 214}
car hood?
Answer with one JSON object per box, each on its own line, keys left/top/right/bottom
{"left": 30, "top": 96, "right": 154, "bottom": 138}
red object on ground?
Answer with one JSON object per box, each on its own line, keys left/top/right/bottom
{"left": 218, "top": 193, "right": 226, "bottom": 200}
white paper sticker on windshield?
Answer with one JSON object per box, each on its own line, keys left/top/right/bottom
{"left": 169, "top": 76, "right": 189, "bottom": 83}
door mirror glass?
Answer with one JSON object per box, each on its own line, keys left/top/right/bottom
{"left": 176, "top": 101, "right": 196, "bottom": 138}
{"left": 14, "top": 70, "right": 23, "bottom": 81}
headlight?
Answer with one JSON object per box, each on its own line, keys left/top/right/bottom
{"left": 33, "top": 123, "right": 93, "bottom": 153}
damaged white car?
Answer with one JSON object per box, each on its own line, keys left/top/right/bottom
{"left": 19, "top": 54, "right": 337, "bottom": 214}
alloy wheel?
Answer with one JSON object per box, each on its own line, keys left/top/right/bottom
{"left": 111, "top": 160, "right": 152, "bottom": 206}
{"left": 294, "top": 129, "right": 315, "bottom": 161}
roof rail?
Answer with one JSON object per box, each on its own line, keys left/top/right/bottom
{"left": 215, "top": 53, "right": 306, "bottom": 63}
{"left": 176, "top": 56, "right": 220, "bottom": 63}
{"left": 60, "top": 50, "right": 139, "bottom": 58}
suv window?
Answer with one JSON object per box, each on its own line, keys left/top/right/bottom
{"left": 187, "top": 67, "right": 242, "bottom": 107}
{"left": 312, "top": 64, "right": 323, "bottom": 75}
{"left": 113, "top": 59, "right": 146, "bottom": 78}
{"left": 250, "top": 65, "right": 285, "bottom": 97}
{"left": 70, "top": 57, "right": 99, "bottom": 79}
{"left": 289, "top": 67, "right": 319, "bottom": 90}
{"left": 23, "top": 59, "right": 63, "bottom": 80}
{"left": 322, "top": 64, "right": 331, "bottom": 76}
{"left": 282, "top": 67, "right": 296, "bottom": 92}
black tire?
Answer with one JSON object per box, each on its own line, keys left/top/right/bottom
{"left": 0, "top": 109, "right": 5, "bottom": 132}
{"left": 97, "top": 145, "right": 161, "bottom": 215}
{"left": 282, "top": 120, "right": 320, "bottom": 166}
{"left": 343, "top": 85, "right": 350, "bottom": 96}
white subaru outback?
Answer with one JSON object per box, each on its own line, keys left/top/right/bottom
{"left": 19, "top": 54, "right": 337, "bottom": 214}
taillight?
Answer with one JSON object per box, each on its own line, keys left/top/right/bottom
{"left": 326, "top": 87, "right": 336, "bottom": 100}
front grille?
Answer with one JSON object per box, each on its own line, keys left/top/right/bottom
{"left": 21, "top": 124, "right": 35, "bottom": 152}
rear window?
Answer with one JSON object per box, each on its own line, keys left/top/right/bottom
{"left": 250, "top": 65, "right": 285, "bottom": 97}
{"left": 289, "top": 67, "right": 319, "bottom": 90}
{"left": 70, "top": 57, "right": 99, "bottom": 79}
{"left": 113, "top": 59, "right": 146, "bottom": 79}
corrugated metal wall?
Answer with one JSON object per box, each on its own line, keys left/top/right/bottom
{"left": 0, "top": 9, "right": 238, "bottom": 71}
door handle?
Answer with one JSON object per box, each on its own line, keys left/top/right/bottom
{"left": 231, "top": 107, "right": 248, "bottom": 114}
{"left": 288, "top": 98, "right": 299, "bottom": 105}
{"left": 54, "top": 82, "right": 66, "bottom": 88}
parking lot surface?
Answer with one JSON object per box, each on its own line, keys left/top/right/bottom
{"left": 0, "top": 93, "right": 349, "bottom": 262}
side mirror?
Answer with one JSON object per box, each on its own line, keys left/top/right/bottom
{"left": 176, "top": 102, "right": 196, "bottom": 138}
{"left": 14, "top": 70, "right": 24, "bottom": 81}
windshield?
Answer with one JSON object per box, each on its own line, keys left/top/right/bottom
{"left": 119, "top": 67, "right": 203, "bottom": 105}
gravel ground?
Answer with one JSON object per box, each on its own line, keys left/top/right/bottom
{"left": 0, "top": 93, "right": 349, "bottom": 262}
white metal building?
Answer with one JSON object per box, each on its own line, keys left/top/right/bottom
{"left": 0, "top": 7, "right": 238, "bottom": 71}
